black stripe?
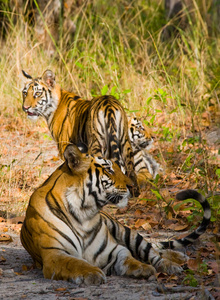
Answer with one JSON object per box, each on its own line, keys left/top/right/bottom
{"left": 85, "top": 218, "right": 103, "bottom": 249}
{"left": 41, "top": 246, "right": 71, "bottom": 255}
{"left": 135, "top": 234, "right": 143, "bottom": 256}
{"left": 94, "top": 234, "right": 108, "bottom": 260}
{"left": 106, "top": 245, "right": 118, "bottom": 276}
{"left": 29, "top": 204, "right": 79, "bottom": 251}
{"left": 124, "top": 226, "right": 132, "bottom": 255}
{"left": 143, "top": 243, "right": 152, "bottom": 262}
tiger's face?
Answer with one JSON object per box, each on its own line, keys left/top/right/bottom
{"left": 128, "top": 116, "right": 154, "bottom": 150}
{"left": 22, "top": 70, "right": 59, "bottom": 121}
{"left": 64, "top": 145, "right": 133, "bottom": 209}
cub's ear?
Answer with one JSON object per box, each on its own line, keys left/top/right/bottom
{"left": 22, "top": 70, "right": 32, "bottom": 80}
{"left": 42, "top": 70, "right": 56, "bottom": 88}
{"left": 64, "top": 144, "right": 83, "bottom": 170}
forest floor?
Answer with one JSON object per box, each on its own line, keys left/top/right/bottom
{"left": 0, "top": 113, "right": 219, "bottom": 299}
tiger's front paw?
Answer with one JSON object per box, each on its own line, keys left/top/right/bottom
{"left": 43, "top": 257, "right": 106, "bottom": 285}
{"left": 74, "top": 266, "right": 106, "bottom": 285}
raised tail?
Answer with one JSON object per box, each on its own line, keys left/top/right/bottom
{"left": 159, "top": 189, "right": 211, "bottom": 250}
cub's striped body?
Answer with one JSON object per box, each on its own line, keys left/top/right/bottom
{"left": 21, "top": 144, "right": 211, "bottom": 284}
{"left": 22, "top": 70, "right": 137, "bottom": 189}
{"left": 128, "top": 117, "right": 162, "bottom": 187}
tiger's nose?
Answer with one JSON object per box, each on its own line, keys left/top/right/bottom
{"left": 23, "top": 105, "right": 30, "bottom": 112}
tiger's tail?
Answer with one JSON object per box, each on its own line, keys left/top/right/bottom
{"left": 158, "top": 189, "right": 211, "bottom": 250}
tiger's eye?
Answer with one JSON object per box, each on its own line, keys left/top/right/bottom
{"left": 35, "top": 92, "right": 42, "bottom": 97}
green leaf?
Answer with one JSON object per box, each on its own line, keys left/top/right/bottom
{"left": 146, "top": 96, "right": 153, "bottom": 105}
{"left": 75, "top": 62, "right": 84, "bottom": 69}
{"left": 122, "top": 89, "right": 131, "bottom": 94}
{"left": 216, "top": 169, "right": 220, "bottom": 178}
{"left": 151, "top": 189, "right": 163, "bottom": 200}
{"left": 101, "top": 85, "right": 108, "bottom": 95}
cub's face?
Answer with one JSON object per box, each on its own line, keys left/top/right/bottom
{"left": 128, "top": 117, "right": 154, "bottom": 150}
{"left": 22, "top": 79, "right": 51, "bottom": 120}
{"left": 22, "top": 70, "right": 57, "bottom": 120}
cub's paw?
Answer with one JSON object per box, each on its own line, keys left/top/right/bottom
{"left": 123, "top": 257, "right": 156, "bottom": 279}
{"left": 155, "top": 258, "right": 183, "bottom": 275}
{"left": 159, "top": 249, "right": 188, "bottom": 265}
{"left": 151, "top": 249, "right": 188, "bottom": 275}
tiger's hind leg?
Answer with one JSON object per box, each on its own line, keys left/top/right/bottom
{"left": 42, "top": 250, "right": 106, "bottom": 285}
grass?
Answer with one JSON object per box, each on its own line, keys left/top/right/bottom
{"left": 0, "top": 0, "right": 219, "bottom": 222}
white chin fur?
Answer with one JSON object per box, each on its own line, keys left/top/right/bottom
{"left": 27, "top": 115, "right": 39, "bottom": 121}
{"left": 117, "top": 197, "right": 128, "bottom": 208}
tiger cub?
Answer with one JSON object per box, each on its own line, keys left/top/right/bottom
{"left": 21, "top": 144, "right": 211, "bottom": 284}
{"left": 21, "top": 69, "right": 137, "bottom": 192}
{"left": 128, "top": 116, "right": 161, "bottom": 187}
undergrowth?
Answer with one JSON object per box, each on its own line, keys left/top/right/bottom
{"left": 0, "top": 0, "right": 219, "bottom": 223}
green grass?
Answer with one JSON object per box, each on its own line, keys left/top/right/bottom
{"left": 0, "top": 0, "right": 219, "bottom": 220}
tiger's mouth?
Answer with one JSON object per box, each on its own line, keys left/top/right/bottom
{"left": 23, "top": 108, "right": 39, "bottom": 117}
{"left": 27, "top": 111, "right": 39, "bottom": 117}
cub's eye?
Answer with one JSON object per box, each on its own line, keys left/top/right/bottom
{"left": 22, "top": 91, "right": 27, "bottom": 97}
{"left": 35, "top": 91, "right": 42, "bottom": 97}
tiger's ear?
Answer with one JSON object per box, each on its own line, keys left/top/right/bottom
{"left": 22, "top": 70, "right": 32, "bottom": 80}
{"left": 64, "top": 144, "right": 83, "bottom": 170}
{"left": 42, "top": 70, "right": 56, "bottom": 88}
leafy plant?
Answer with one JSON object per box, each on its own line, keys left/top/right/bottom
{"left": 182, "top": 269, "right": 198, "bottom": 287}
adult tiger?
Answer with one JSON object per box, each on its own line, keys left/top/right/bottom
{"left": 21, "top": 69, "right": 137, "bottom": 192}
{"left": 21, "top": 144, "right": 211, "bottom": 284}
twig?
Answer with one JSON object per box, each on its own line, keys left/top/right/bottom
{"left": 157, "top": 284, "right": 215, "bottom": 300}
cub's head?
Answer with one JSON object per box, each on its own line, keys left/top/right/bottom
{"left": 128, "top": 116, "right": 154, "bottom": 150}
{"left": 64, "top": 144, "right": 133, "bottom": 208}
{"left": 22, "top": 70, "right": 59, "bottom": 120}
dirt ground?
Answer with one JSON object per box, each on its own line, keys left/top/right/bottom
{"left": 0, "top": 229, "right": 219, "bottom": 300}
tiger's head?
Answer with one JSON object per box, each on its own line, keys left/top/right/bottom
{"left": 63, "top": 144, "right": 133, "bottom": 209}
{"left": 22, "top": 70, "right": 59, "bottom": 121}
{"left": 128, "top": 116, "right": 154, "bottom": 150}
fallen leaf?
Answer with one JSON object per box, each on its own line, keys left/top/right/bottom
{"left": 142, "top": 222, "right": 152, "bottom": 231}
{"left": 208, "top": 261, "right": 219, "bottom": 274}
{"left": 0, "top": 256, "right": 6, "bottom": 263}
{"left": 134, "top": 209, "right": 145, "bottom": 218}
{"left": 187, "top": 258, "right": 202, "bottom": 271}
{"left": 0, "top": 234, "right": 13, "bottom": 242}
{"left": 55, "top": 287, "right": 67, "bottom": 291}
{"left": 52, "top": 156, "right": 60, "bottom": 161}
{"left": 22, "top": 265, "right": 28, "bottom": 272}
{"left": 134, "top": 219, "right": 146, "bottom": 229}
{"left": 167, "top": 223, "right": 188, "bottom": 231}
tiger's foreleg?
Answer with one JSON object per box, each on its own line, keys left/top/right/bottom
{"left": 101, "top": 212, "right": 187, "bottom": 274}
{"left": 42, "top": 250, "right": 106, "bottom": 285}
{"left": 112, "top": 247, "right": 156, "bottom": 278}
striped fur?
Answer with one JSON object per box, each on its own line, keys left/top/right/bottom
{"left": 21, "top": 144, "right": 211, "bottom": 284}
{"left": 128, "top": 116, "right": 162, "bottom": 187}
{"left": 22, "top": 70, "right": 137, "bottom": 189}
